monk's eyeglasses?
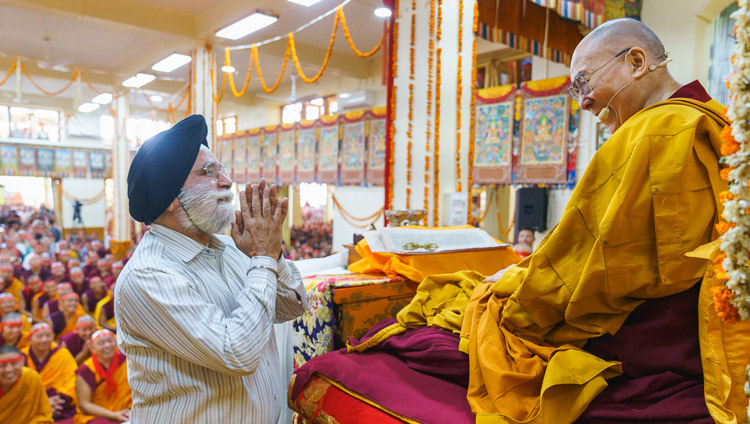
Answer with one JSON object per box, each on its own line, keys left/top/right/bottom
{"left": 200, "top": 162, "right": 230, "bottom": 181}
{"left": 568, "top": 48, "right": 631, "bottom": 102}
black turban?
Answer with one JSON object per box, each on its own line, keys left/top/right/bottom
{"left": 127, "top": 114, "right": 208, "bottom": 224}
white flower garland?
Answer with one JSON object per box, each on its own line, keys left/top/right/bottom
{"left": 721, "top": 0, "right": 750, "bottom": 321}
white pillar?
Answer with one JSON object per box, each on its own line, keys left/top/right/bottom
{"left": 391, "top": 0, "right": 475, "bottom": 226}
{"left": 111, "top": 94, "right": 131, "bottom": 258}
{"left": 190, "top": 45, "right": 216, "bottom": 149}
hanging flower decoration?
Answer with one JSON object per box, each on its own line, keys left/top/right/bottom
{"left": 468, "top": 0, "right": 478, "bottom": 224}
{"left": 433, "top": 0, "right": 443, "bottom": 227}
{"left": 425, "top": 0, "right": 436, "bottom": 225}
{"left": 387, "top": 2, "right": 399, "bottom": 212}
{"left": 406, "top": 1, "right": 416, "bottom": 209}
{"left": 715, "top": 0, "right": 750, "bottom": 323}
{"left": 456, "top": 0, "right": 464, "bottom": 192}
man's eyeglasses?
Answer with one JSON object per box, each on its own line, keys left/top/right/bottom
{"left": 200, "top": 162, "right": 231, "bottom": 181}
{"left": 568, "top": 48, "right": 631, "bottom": 102}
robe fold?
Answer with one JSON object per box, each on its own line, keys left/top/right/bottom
{"left": 0, "top": 367, "right": 54, "bottom": 424}
{"left": 74, "top": 351, "right": 131, "bottom": 424}
{"left": 23, "top": 343, "right": 79, "bottom": 420}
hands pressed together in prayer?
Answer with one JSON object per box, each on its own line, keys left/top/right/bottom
{"left": 231, "top": 179, "right": 289, "bottom": 260}
{"left": 49, "top": 393, "right": 65, "bottom": 415}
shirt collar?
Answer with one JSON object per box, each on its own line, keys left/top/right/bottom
{"left": 149, "top": 224, "right": 226, "bottom": 262}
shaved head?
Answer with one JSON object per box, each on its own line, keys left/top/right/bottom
{"left": 575, "top": 18, "right": 666, "bottom": 62}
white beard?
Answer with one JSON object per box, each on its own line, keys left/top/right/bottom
{"left": 177, "top": 184, "right": 234, "bottom": 234}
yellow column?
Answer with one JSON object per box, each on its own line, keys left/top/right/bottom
{"left": 110, "top": 94, "right": 132, "bottom": 260}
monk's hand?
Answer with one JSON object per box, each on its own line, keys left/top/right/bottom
{"left": 231, "top": 181, "right": 288, "bottom": 260}
{"left": 111, "top": 409, "right": 130, "bottom": 422}
{"left": 483, "top": 265, "right": 513, "bottom": 283}
{"left": 49, "top": 394, "right": 64, "bottom": 413}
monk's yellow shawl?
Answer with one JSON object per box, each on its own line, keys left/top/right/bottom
{"left": 55, "top": 309, "right": 87, "bottom": 343}
{"left": 5, "top": 278, "right": 24, "bottom": 307}
{"left": 0, "top": 367, "right": 53, "bottom": 424}
{"left": 23, "top": 343, "right": 78, "bottom": 403}
{"left": 94, "top": 292, "right": 116, "bottom": 329}
{"left": 74, "top": 354, "right": 132, "bottom": 424}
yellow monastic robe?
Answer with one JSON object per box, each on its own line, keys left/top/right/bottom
{"left": 4, "top": 278, "right": 25, "bottom": 306}
{"left": 0, "top": 367, "right": 54, "bottom": 424}
{"left": 74, "top": 352, "right": 132, "bottom": 424}
{"left": 459, "top": 98, "right": 744, "bottom": 423}
{"left": 22, "top": 343, "right": 78, "bottom": 405}
{"left": 54, "top": 309, "right": 87, "bottom": 343}
{"left": 93, "top": 292, "right": 116, "bottom": 329}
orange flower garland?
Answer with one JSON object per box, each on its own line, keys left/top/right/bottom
{"left": 467, "top": 0, "right": 478, "bottom": 224}
{"left": 455, "top": 0, "right": 464, "bottom": 192}
{"left": 224, "top": 47, "right": 254, "bottom": 97}
{"left": 0, "top": 57, "right": 18, "bottom": 87}
{"left": 387, "top": 2, "right": 399, "bottom": 211}
{"left": 406, "top": 1, "right": 416, "bottom": 209}
{"left": 20, "top": 61, "right": 80, "bottom": 96}
{"left": 338, "top": 6, "right": 385, "bottom": 58}
{"left": 289, "top": 9, "right": 339, "bottom": 84}
{"left": 433, "top": 0, "right": 442, "bottom": 227}
{"left": 253, "top": 42, "right": 290, "bottom": 93}
{"left": 424, "top": 0, "right": 436, "bottom": 226}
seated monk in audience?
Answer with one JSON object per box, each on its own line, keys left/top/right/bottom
{"left": 61, "top": 316, "right": 97, "bottom": 365}
{"left": 48, "top": 293, "right": 86, "bottom": 342}
{"left": 95, "top": 261, "right": 111, "bottom": 283}
{"left": 0, "top": 262, "right": 25, "bottom": 309}
{"left": 103, "top": 262, "right": 122, "bottom": 289}
{"left": 43, "top": 283, "right": 74, "bottom": 319}
{"left": 82, "top": 277, "right": 107, "bottom": 316}
{"left": 23, "top": 323, "right": 78, "bottom": 422}
{"left": 23, "top": 255, "right": 51, "bottom": 282}
{"left": 0, "top": 345, "right": 54, "bottom": 424}
{"left": 74, "top": 330, "right": 131, "bottom": 424}
{"left": 512, "top": 228, "right": 536, "bottom": 259}
{"left": 23, "top": 275, "right": 43, "bottom": 319}
{"left": 69, "top": 268, "right": 88, "bottom": 297}
{"left": 50, "top": 262, "right": 67, "bottom": 284}
{"left": 32, "top": 280, "right": 59, "bottom": 322}
{"left": 0, "top": 313, "right": 28, "bottom": 349}
{"left": 0, "top": 292, "right": 30, "bottom": 331}
{"left": 83, "top": 253, "right": 99, "bottom": 279}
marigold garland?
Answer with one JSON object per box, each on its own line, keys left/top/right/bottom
{"left": 0, "top": 57, "right": 18, "bottom": 87}
{"left": 386, "top": 2, "right": 399, "bottom": 212}
{"left": 338, "top": 6, "right": 385, "bottom": 58}
{"left": 253, "top": 42, "right": 290, "bottom": 94}
{"left": 406, "top": 1, "right": 416, "bottom": 209}
{"left": 433, "top": 0, "right": 443, "bottom": 227}
{"left": 715, "top": 1, "right": 750, "bottom": 323}
{"left": 224, "top": 47, "right": 254, "bottom": 97}
{"left": 424, "top": 0, "right": 436, "bottom": 226}
{"left": 455, "top": 0, "right": 464, "bottom": 192}
{"left": 468, "top": 0, "right": 479, "bottom": 224}
{"left": 20, "top": 61, "right": 79, "bottom": 96}
{"left": 289, "top": 9, "right": 339, "bottom": 84}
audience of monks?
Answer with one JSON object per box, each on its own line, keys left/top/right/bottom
{"left": 0, "top": 206, "right": 132, "bottom": 423}
{"left": 288, "top": 205, "right": 333, "bottom": 260}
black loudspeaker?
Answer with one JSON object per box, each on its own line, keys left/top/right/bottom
{"left": 515, "top": 187, "right": 547, "bottom": 236}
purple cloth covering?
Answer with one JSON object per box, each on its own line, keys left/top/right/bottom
{"left": 76, "top": 362, "right": 98, "bottom": 392}
{"left": 578, "top": 283, "right": 711, "bottom": 423}
{"left": 292, "top": 319, "right": 473, "bottom": 424}
{"left": 82, "top": 289, "right": 105, "bottom": 312}
{"left": 61, "top": 331, "right": 83, "bottom": 357}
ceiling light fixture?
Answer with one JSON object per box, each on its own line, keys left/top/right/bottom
{"left": 215, "top": 12, "right": 278, "bottom": 40}
{"left": 78, "top": 103, "right": 100, "bottom": 113}
{"left": 91, "top": 93, "right": 113, "bottom": 105}
{"left": 151, "top": 53, "right": 192, "bottom": 73}
{"left": 287, "top": 0, "right": 323, "bottom": 6}
{"left": 150, "top": 95, "right": 163, "bottom": 102}
{"left": 374, "top": 7, "right": 392, "bottom": 18}
{"left": 122, "top": 73, "right": 156, "bottom": 88}
{"left": 221, "top": 65, "right": 236, "bottom": 73}
{"left": 339, "top": 93, "right": 351, "bottom": 98}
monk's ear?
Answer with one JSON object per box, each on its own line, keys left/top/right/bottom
{"left": 628, "top": 47, "right": 649, "bottom": 79}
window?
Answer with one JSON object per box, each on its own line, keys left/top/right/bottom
{"left": 708, "top": 2, "right": 739, "bottom": 105}
{"left": 0, "top": 106, "right": 8, "bottom": 138}
{"left": 125, "top": 117, "right": 171, "bottom": 146}
{"left": 281, "top": 95, "right": 338, "bottom": 124}
{"left": 6, "top": 107, "right": 61, "bottom": 141}
{"left": 216, "top": 116, "right": 237, "bottom": 136}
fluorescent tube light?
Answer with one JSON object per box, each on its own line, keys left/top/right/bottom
{"left": 374, "top": 7, "right": 392, "bottom": 18}
{"left": 215, "top": 12, "right": 278, "bottom": 40}
{"left": 221, "top": 65, "right": 236, "bottom": 73}
{"left": 78, "top": 102, "right": 100, "bottom": 113}
{"left": 287, "top": 0, "right": 323, "bottom": 6}
{"left": 91, "top": 93, "right": 112, "bottom": 104}
{"left": 151, "top": 53, "right": 192, "bottom": 73}
{"left": 150, "top": 95, "right": 163, "bottom": 102}
{"left": 122, "top": 73, "right": 156, "bottom": 88}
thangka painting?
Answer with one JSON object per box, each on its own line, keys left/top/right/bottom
{"left": 278, "top": 124, "right": 296, "bottom": 184}
{"left": 37, "top": 148, "right": 54, "bottom": 176}
{"left": 19, "top": 147, "right": 35, "bottom": 176}
{"left": 297, "top": 121, "right": 317, "bottom": 183}
{"left": 0, "top": 146, "right": 18, "bottom": 176}
{"left": 516, "top": 76, "right": 570, "bottom": 184}
{"left": 340, "top": 111, "right": 366, "bottom": 184}
{"left": 262, "top": 126, "right": 278, "bottom": 184}
{"left": 473, "top": 85, "right": 515, "bottom": 184}
{"left": 366, "top": 108, "right": 387, "bottom": 184}
{"left": 220, "top": 136, "right": 234, "bottom": 178}
{"left": 247, "top": 129, "right": 261, "bottom": 182}
{"left": 90, "top": 151, "right": 105, "bottom": 178}
{"left": 317, "top": 116, "right": 339, "bottom": 184}
{"left": 72, "top": 150, "right": 88, "bottom": 177}
{"left": 233, "top": 134, "right": 247, "bottom": 183}
{"left": 104, "top": 152, "right": 112, "bottom": 178}
{"left": 55, "top": 149, "right": 72, "bottom": 177}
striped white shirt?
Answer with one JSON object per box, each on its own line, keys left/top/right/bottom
{"left": 115, "top": 224, "right": 307, "bottom": 424}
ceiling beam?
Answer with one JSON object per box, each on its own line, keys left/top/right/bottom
{"left": 3, "top": 0, "right": 196, "bottom": 38}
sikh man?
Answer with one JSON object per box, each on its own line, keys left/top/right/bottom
{"left": 116, "top": 114, "right": 307, "bottom": 423}
{"left": 74, "top": 329, "right": 131, "bottom": 424}
{"left": 462, "top": 18, "right": 749, "bottom": 423}
{"left": 0, "top": 345, "right": 54, "bottom": 424}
